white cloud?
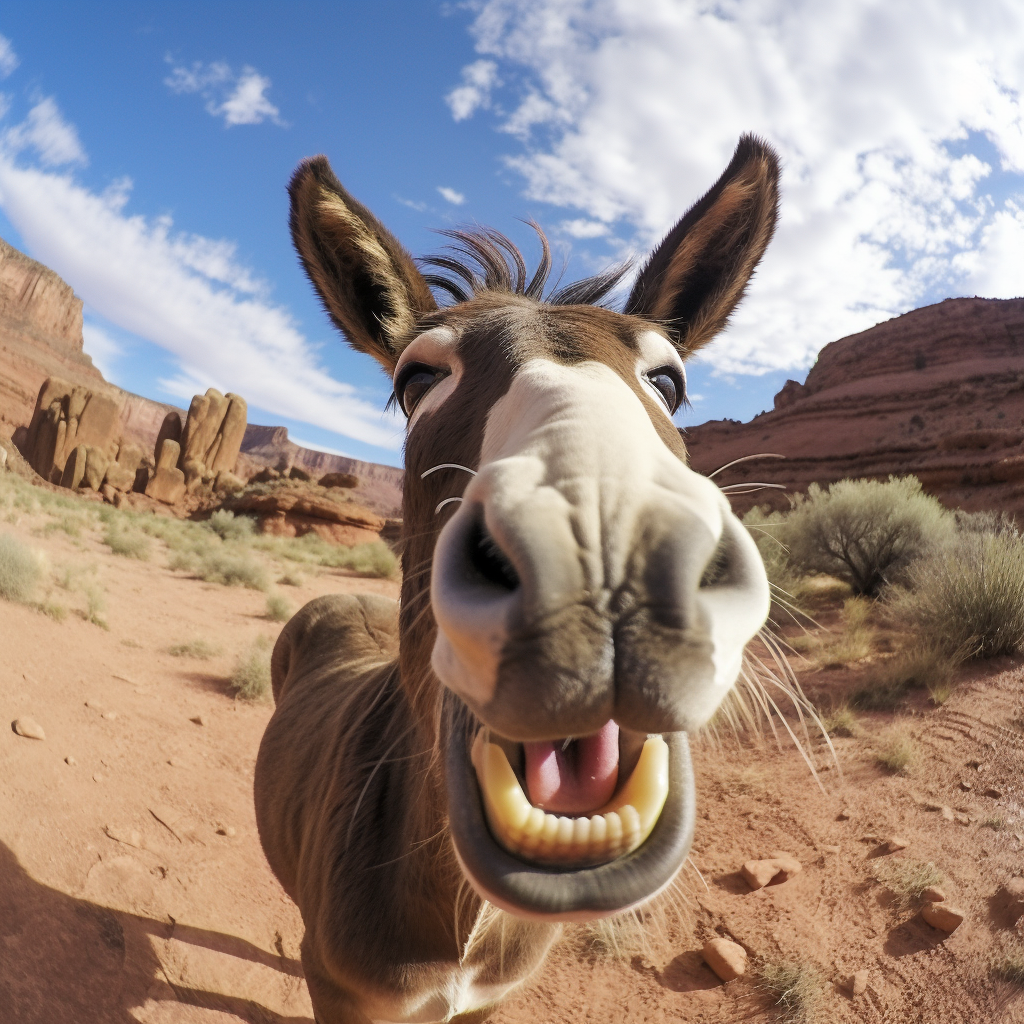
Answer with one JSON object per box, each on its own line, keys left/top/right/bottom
{"left": 3, "top": 97, "right": 86, "bottom": 166}
{"left": 446, "top": 59, "right": 499, "bottom": 121}
{"left": 165, "top": 60, "right": 284, "bottom": 127}
{"left": 457, "top": 0, "right": 1024, "bottom": 376}
{"left": 0, "top": 143, "right": 400, "bottom": 449}
{"left": 559, "top": 217, "right": 608, "bottom": 238}
{"left": 0, "top": 34, "right": 18, "bottom": 79}
{"left": 81, "top": 321, "right": 123, "bottom": 380}
{"left": 437, "top": 186, "right": 466, "bottom": 205}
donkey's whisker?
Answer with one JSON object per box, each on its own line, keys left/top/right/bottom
{"left": 435, "top": 496, "right": 464, "bottom": 514}
{"left": 421, "top": 463, "right": 478, "bottom": 479}
{"left": 708, "top": 452, "right": 785, "bottom": 479}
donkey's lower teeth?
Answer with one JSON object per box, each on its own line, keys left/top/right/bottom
{"left": 471, "top": 731, "right": 669, "bottom": 866}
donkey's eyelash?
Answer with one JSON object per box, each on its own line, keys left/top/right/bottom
{"left": 385, "top": 391, "right": 400, "bottom": 416}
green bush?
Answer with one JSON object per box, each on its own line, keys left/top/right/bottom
{"left": 172, "top": 548, "right": 270, "bottom": 590}
{"left": 892, "top": 530, "right": 1024, "bottom": 659}
{"left": 784, "top": 476, "right": 951, "bottom": 596}
{"left": 230, "top": 635, "right": 273, "bottom": 701}
{"left": 0, "top": 533, "right": 41, "bottom": 602}
{"left": 206, "top": 509, "right": 255, "bottom": 541}
{"left": 852, "top": 644, "right": 959, "bottom": 710}
{"left": 102, "top": 523, "right": 150, "bottom": 560}
{"left": 168, "top": 638, "right": 222, "bottom": 659}
{"left": 265, "top": 592, "right": 293, "bottom": 622}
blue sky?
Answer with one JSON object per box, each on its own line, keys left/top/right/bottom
{"left": 1, "top": 2, "right": 1022, "bottom": 468}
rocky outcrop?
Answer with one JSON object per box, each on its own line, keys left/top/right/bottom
{"left": 179, "top": 388, "right": 247, "bottom": 491}
{"left": 223, "top": 481, "right": 384, "bottom": 545}
{"left": 145, "top": 438, "right": 186, "bottom": 505}
{"left": 240, "top": 424, "right": 403, "bottom": 518}
{"left": 685, "top": 298, "right": 1024, "bottom": 519}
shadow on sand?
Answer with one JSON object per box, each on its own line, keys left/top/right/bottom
{"left": 0, "top": 839, "right": 312, "bottom": 1023}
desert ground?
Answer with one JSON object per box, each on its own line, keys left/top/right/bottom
{"left": 2, "top": 474, "right": 1024, "bottom": 1024}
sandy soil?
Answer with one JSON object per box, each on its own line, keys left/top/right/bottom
{"left": 2, "top": 495, "right": 1024, "bottom": 1023}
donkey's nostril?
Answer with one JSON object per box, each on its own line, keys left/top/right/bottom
{"left": 468, "top": 519, "right": 520, "bottom": 591}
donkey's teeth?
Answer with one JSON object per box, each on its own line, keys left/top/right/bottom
{"left": 471, "top": 731, "right": 669, "bottom": 867}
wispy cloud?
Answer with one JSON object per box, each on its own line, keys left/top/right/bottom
{"left": 0, "top": 98, "right": 399, "bottom": 450}
{"left": 446, "top": 59, "right": 499, "bottom": 121}
{"left": 2, "top": 97, "right": 86, "bottom": 166}
{"left": 0, "top": 34, "right": 18, "bottom": 79}
{"left": 164, "top": 59, "right": 284, "bottom": 127}
{"left": 456, "top": 0, "right": 1024, "bottom": 377}
{"left": 437, "top": 186, "right": 466, "bottom": 205}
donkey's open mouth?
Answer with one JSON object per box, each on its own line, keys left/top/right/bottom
{"left": 446, "top": 714, "right": 695, "bottom": 920}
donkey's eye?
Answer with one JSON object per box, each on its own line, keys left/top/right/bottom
{"left": 644, "top": 366, "right": 685, "bottom": 414}
{"left": 395, "top": 362, "right": 448, "bottom": 416}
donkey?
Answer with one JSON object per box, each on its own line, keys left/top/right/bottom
{"left": 254, "top": 135, "right": 780, "bottom": 1023}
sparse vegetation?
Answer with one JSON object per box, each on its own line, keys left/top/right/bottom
{"left": 821, "top": 704, "right": 860, "bottom": 738}
{"left": 230, "top": 635, "right": 274, "bottom": 701}
{"left": 875, "top": 724, "right": 919, "bottom": 774}
{"left": 852, "top": 644, "right": 959, "bottom": 710}
{"left": 784, "top": 476, "right": 952, "bottom": 596}
{"left": 873, "top": 859, "right": 944, "bottom": 911}
{"left": 36, "top": 599, "right": 68, "bottom": 621}
{"left": 756, "top": 957, "right": 825, "bottom": 1023}
{"left": 278, "top": 569, "right": 305, "bottom": 587}
{"left": 171, "top": 548, "right": 270, "bottom": 590}
{"left": 982, "top": 816, "right": 1006, "bottom": 831}
{"left": 0, "top": 532, "right": 42, "bottom": 602}
{"left": 168, "top": 638, "right": 223, "bottom": 659}
{"left": 265, "top": 592, "right": 293, "bottom": 622}
{"left": 993, "top": 951, "right": 1024, "bottom": 986}
{"left": 206, "top": 509, "right": 255, "bottom": 541}
{"left": 102, "top": 522, "right": 150, "bottom": 560}
{"left": 892, "top": 529, "right": 1024, "bottom": 659}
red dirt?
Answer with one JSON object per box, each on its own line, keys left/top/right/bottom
{"left": 3, "top": 490, "right": 1024, "bottom": 1022}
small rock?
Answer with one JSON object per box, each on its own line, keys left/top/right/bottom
{"left": 101, "top": 711, "right": 118, "bottom": 721}
{"left": 924, "top": 801, "right": 944, "bottom": 811}
{"left": 190, "top": 714, "right": 206, "bottom": 727}
{"left": 984, "top": 788, "right": 1003, "bottom": 800}
{"left": 215, "top": 825, "right": 237, "bottom": 837}
{"left": 1000, "top": 878, "right": 1024, "bottom": 920}
{"left": 940, "top": 806, "right": 955, "bottom": 821}
{"left": 851, "top": 970, "right": 869, "bottom": 997}
{"left": 819, "top": 844, "right": 841, "bottom": 855}
{"left": 64, "top": 755, "right": 77, "bottom": 766}
{"left": 967, "top": 760, "right": 985, "bottom": 770}
{"left": 836, "top": 810, "right": 851, "bottom": 821}
{"left": 955, "top": 813, "right": 971, "bottom": 826}
{"left": 886, "top": 836, "right": 909, "bottom": 853}
{"left": 741, "top": 855, "right": 802, "bottom": 890}
{"left": 167, "top": 758, "right": 183, "bottom": 767}
{"left": 959, "top": 780, "right": 973, "bottom": 791}
{"left": 12, "top": 717, "right": 45, "bottom": 740}
{"left": 922, "top": 886, "right": 947, "bottom": 903}
{"left": 93, "top": 773, "right": 105, "bottom": 783}
{"left": 702, "top": 937, "right": 747, "bottom": 982}
{"left": 921, "top": 902, "right": 965, "bottom": 932}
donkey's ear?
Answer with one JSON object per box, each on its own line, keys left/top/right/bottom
{"left": 289, "top": 156, "right": 437, "bottom": 370}
{"left": 625, "top": 134, "right": 779, "bottom": 356}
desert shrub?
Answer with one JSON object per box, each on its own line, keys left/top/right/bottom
{"left": 254, "top": 532, "right": 398, "bottom": 578}
{"left": 994, "top": 952, "right": 1024, "bottom": 986}
{"left": 784, "top": 477, "right": 952, "bottom": 596}
{"left": 821, "top": 704, "right": 860, "bottom": 738}
{"left": 0, "top": 533, "right": 42, "bottom": 602}
{"left": 874, "top": 859, "right": 944, "bottom": 911}
{"left": 265, "top": 592, "right": 293, "bottom": 622}
{"left": 278, "top": 569, "right": 305, "bottom": 587}
{"left": 756, "top": 958, "right": 824, "bottom": 1023}
{"left": 875, "top": 724, "right": 918, "bottom": 774}
{"left": 852, "top": 644, "right": 959, "bottom": 710}
{"left": 206, "top": 509, "right": 255, "bottom": 541}
{"left": 102, "top": 523, "right": 150, "bottom": 560}
{"left": 172, "top": 547, "right": 269, "bottom": 590}
{"left": 892, "top": 530, "right": 1024, "bottom": 659}
{"left": 743, "top": 506, "right": 799, "bottom": 592}
{"left": 168, "top": 638, "right": 222, "bottom": 659}
{"left": 36, "top": 599, "right": 68, "bottom": 621}
{"left": 954, "top": 509, "right": 1018, "bottom": 536}
{"left": 230, "top": 635, "right": 273, "bottom": 701}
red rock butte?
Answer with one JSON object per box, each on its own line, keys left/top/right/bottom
{"left": 685, "top": 297, "right": 1024, "bottom": 519}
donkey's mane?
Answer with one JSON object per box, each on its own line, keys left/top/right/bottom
{"left": 419, "top": 224, "right": 632, "bottom": 308}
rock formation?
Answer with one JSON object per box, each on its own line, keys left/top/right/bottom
{"left": 178, "top": 388, "right": 247, "bottom": 492}
{"left": 145, "top": 437, "right": 186, "bottom": 505}
{"left": 685, "top": 298, "right": 1024, "bottom": 519}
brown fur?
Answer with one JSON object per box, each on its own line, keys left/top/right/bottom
{"left": 256, "top": 135, "right": 781, "bottom": 1023}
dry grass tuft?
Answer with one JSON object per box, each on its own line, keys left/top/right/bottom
{"left": 875, "top": 724, "right": 919, "bottom": 774}
{"left": 756, "top": 957, "right": 825, "bottom": 1023}
{"left": 994, "top": 951, "right": 1024, "bottom": 986}
{"left": 230, "top": 636, "right": 274, "bottom": 702}
{"left": 821, "top": 704, "right": 860, "bottom": 738}
{"left": 102, "top": 523, "right": 151, "bottom": 560}
{"left": 168, "top": 638, "right": 222, "bottom": 659}
{"left": 873, "top": 859, "right": 944, "bottom": 911}
{"left": 853, "top": 643, "right": 958, "bottom": 711}
{"left": 0, "top": 532, "right": 42, "bottom": 602}
{"left": 265, "top": 592, "right": 293, "bottom": 622}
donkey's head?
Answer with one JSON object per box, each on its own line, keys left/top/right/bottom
{"left": 289, "top": 136, "right": 778, "bottom": 923}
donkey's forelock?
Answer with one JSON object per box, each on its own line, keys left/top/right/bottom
{"left": 419, "top": 224, "right": 633, "bottom": 310}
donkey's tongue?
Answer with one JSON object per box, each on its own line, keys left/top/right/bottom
{"left": 523, "top": 721, "right": 620, "bottom": 814}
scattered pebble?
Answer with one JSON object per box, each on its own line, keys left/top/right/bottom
{"left": 922, "top": 886, "right": 946, "bottom": 903}
{"left": 836, "top": 810, "right": 851, "bottom": 821}
{"left": 886, "top": 836, "right": 909, "bottom": 853}
{"left": 101, "top": 711, "right": 118, "bottom": 721}
{"left": 851, "top": 970, "right": 869, "bottom": 997}
{"left": 984, "top": 788, "right": 1003, "bottom": 800}
{"left": 940, "top": 806, "right": 955, "bottom": 821}
{"left": 190, "top": 714, "right": 207, "bottom": 727}
{"left": 12, "top": 717, "right": 45, "bottom": 740}
{"left": 921, "top": 902, "right": 964, "bottom": 932}
{"left": 819, "top": 844, "right": 841, "bottom": 855}
{"left": 216, "top": 825, "right": 237, "bottom": 837}
{"left": 741, "top": 855, "right": 802, "bottom": 890}
{"left": 702, "top": 937, "right": 747, "bottom": 982}
{"left": 64, "top": 755, "right": 76, "bottom": 766}
{"left": 967, "top": 760, "right": 985, "bottom": 770}
{"left": 959, "top": 781, "right": 973, "bottom": 791}
{"left": 924, "top": 801, "right": 944, "bottom": 812}
{"left": 955, "top": 813, "right": 971, "bottom": 826}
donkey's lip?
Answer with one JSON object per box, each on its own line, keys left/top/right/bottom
{"left": 445, "top": 716, "right": 695, "bottom": 921}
